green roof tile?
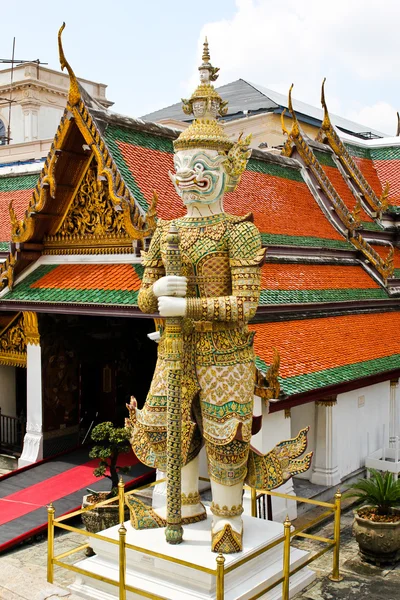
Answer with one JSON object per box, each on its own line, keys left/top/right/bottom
{"left": 261, "top": 233, "right": 353, "bottom": 250}
{"left": 313, "top": 150, "right": 337, "bottom": 168}
{"left": 0, "top": 173, "right": 38, "bottom": 192}
{"left": 255, "top": 353, "right": 400, "bottom": 396}
{"left": 259, "top": 288, "right": 388, "bottom": 305}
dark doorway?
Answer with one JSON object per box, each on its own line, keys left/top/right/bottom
{"left": 39, "top": 314, "right": 157, "bottom": 442}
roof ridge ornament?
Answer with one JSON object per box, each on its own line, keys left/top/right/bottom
{"left": 320, "top": 77, "right": 330, "bottom": 132}
{"left": 58, "top": 22, "right": 80, "bottom": 106}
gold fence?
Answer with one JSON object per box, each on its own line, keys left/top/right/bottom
{"left": 47, "top": 478, "right": 343, "bottom": 600}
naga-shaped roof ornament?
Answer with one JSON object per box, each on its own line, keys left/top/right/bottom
{"left": 58, "top": 22, "right": 80, "bottom": 106}
{"left": 174, "top": 38, "right": 232, "bottom": 151}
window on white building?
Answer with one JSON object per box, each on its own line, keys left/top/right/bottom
{"left": 0, "top": 119, "right": 6, "bottom": 144}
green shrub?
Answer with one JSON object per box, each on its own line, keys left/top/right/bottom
{"left": 89, "top": 422, "right": 131, "bottom": 496}
{"left": 345, "top": 469, "right": 400, "bottom": 515}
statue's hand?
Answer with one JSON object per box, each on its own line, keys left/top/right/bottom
{"left": 153, "top": 275, "right": 187, "bottom": 298}
{"left": 158, "top": 296, "right": 186, "bottom": 317}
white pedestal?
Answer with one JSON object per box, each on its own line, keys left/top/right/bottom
{"left": 71, "top": 511, "right": 315, "bottom": 600}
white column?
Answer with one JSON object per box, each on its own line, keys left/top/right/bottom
{"left": 310, "top": 400, "right": 340, "bottom": 487}
{"left": 18, "top": 342, "right": 43, "bottom": 467}
{"left": 389, "top": 379, "right": 399, "bottom": 447}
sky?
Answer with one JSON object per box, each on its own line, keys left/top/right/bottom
{"left": 1, "top": 0, "right": 400, "bottom": 135}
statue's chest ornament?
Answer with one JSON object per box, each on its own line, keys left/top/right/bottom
{"left": 177, "top": 221, "right": 227, "bottom": 252}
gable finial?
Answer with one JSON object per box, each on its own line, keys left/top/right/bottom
{"left": 321, "top": 78, "right": 330, "bottom": 131}
{"left": 58, "top": 23, "right": 80, "bottom": 106}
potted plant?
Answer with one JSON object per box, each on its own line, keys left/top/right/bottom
{"left": 345, "top": 468, "right": 400, "bottom": 565}
{"left": 81, "top": 422, "right": 131, "bottom": 541}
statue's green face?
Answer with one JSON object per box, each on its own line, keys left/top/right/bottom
{"left": 170, "top": 149, "right": 226, "bottom": 205}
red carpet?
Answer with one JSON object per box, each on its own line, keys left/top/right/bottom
{"left": 0, "top": 451, "right": 137, "bottom": 526}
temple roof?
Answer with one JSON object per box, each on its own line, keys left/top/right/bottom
{"left": 2, "top": 55, "right": 400, "bottom": 403}
{"left": 251, "top": 311, "right": 400, "bottom": 399}
{"left": 141, "top": 78, "right": 386, "bottom": 138}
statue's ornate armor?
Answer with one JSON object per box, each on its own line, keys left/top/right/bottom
{"left": 131, "top": 212, "right": 265, "bottom": 486}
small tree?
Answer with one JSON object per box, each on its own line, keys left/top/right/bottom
{"left": 345, "top": 469, "right": 400, "bottom": 516}
{"left": 89, "top": 422, "right": 131, "bottom": 497}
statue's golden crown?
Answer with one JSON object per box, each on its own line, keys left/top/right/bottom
{"left": 174, "top": 39, "right": 251, "bottom": 188}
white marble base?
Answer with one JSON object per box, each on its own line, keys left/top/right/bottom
{"left": 18, "top": 431, "right": 43, "bottom": 467}
{"left": 71, "top": 510, "right": 315, "bottom": 600}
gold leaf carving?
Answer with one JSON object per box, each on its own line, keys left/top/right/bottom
{"left": 0, "top": 313, "right": 27, "bottom": 367}
{"left": 57, "top": 165, "right": 126, "bottom": 238}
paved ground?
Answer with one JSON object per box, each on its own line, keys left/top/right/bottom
{"left": 292, "top": 508, "right": 400, "bottom": 599}
{"left": 0, "top": 501, "right": 399, "bottom": 599}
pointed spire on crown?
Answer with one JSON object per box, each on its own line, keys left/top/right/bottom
{"left": 174, "top": 38, "right": 231, "bottom": 151}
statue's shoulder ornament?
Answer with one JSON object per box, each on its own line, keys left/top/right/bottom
{"left": 225, "top": 212, "right": 254, "bottom": 224}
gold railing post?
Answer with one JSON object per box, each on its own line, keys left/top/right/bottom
{"left": 282, "top": 516, "right": 291, "bottom": 600}
{"left": 118, "top": 523, "right": 127, "bottom": 600}
{"left": 251, "top": 486, "right": 257, "bottom": 518}
{"left": 118, "top": 476, "right": 125, "bottom": 524}
{"left": 329, "top": 489, "right": 344, "bottom": 582}
{"left": 47, "top": 502, "right": 55, "bottom": 583}
{"left": 216, "top": 553, "right": 225, "bottom": 600}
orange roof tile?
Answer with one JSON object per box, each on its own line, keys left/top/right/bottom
{"left": 118, "top": 141, "right": 343, "bottom": 240}
{"left": 352, "top": 157, "right": 383, "bottom": 197}
{"left": 0, "top": 189, "right": 32, "bottom": 241}
{"left": 226, "top": 171, "right": 343, "bottom": 240}
{"left": 370, "top": 244, "right": 400, "bottom": 268}
{"left": 261, "top": 263, "right": 379, "bottom": 290}
{"left": 31, "top": 264, "right": 142, "bottom": 292}
{"left": 373, "top": 159, "right": 400, "bottom": 206}
{"left": 321, "top": 165, "right": 373, "bottom": 222}
{"left": 250, "top": 311, "right": 400, "bottom": 379}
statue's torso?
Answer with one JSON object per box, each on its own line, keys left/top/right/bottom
{"left": 157, "top": 213, "right": 255, "bottom": 367}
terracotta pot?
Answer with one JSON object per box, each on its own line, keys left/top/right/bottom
{"left": 353, "top": 507, "right": 400, "bottom": 565}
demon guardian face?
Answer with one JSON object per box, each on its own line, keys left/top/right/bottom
{"left": 169, "top": 148, "right": 227, "bottom": 205}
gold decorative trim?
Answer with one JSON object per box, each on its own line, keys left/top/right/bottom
{"left": 44, "top": 161, "right": 137, "bottom": 254}
{"left": 0, "top": 313, "right": 26, "bottom": 368}
{"left": 284, "top": 408, "right": 291, "bottom": 418}
{"left": 255, "top": 347, "right": 281, "bottom": 403}
{"left": 282, "top": 84, "right": 361, "bottom": 233}
{"left": 351, "top": 234, "right": 394, "bottom": 281}
{"left": 58, "top": 23, "right": 80, "bottom": 107}
{"left": 211, "top": 523, "right": 242, "bottom": 553}
{"left": 315, "top": 398, "right": 337, "bottom": 407}
{"left": 210, "top": 502, "right": 244, "bottom": 517}
{"left": 181, "top": 491, "right": 201, "bottom": 505}
{"left": 316, "top": 79, "right": 388, "bottom": 214}
{"left": 23, "top": 312, "right": 40, "bottom": 346}
{"left": 0, "top": 250, "right": 16, "bottom": 291}
{"left": 281, "top": 83, "right": 394, "bottom": 281}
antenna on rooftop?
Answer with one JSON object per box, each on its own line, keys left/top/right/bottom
{"left": 0, "top": 37, "right": 48, "bottom": 145}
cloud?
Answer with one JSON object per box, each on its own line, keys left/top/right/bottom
{"left": 346, "top": 102, "right": 397, "bottom": 137}
{"left": 186, "top": 0, "right": 400, "bottom": 135}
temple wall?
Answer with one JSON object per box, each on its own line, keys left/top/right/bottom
{"left": 336, "top": 381, "right": 390, "bottom": 479}
{"left": 288, "top": 380, "right": 392, "bottom": 486}
{"left": 0, "top": 365, "right": 16, "bottom": 417}
{"left": 38, "top": 106, "right": 64, "bottom": 140}
{"left": 224, "top": 113, "right": 319, "bottom": 150}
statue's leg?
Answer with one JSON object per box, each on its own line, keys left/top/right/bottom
{"left": 206, "top": 438, "right": 250, "bottom": 553}
{"left": 152, "top": 454, "right": 206, "bottom": 521}
{"left": 196, "top": 361, "right": 254, "bottom": 552}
